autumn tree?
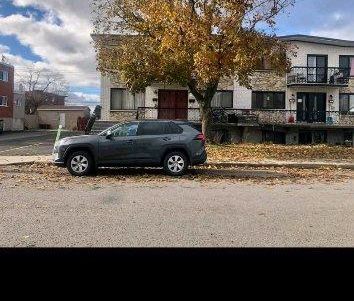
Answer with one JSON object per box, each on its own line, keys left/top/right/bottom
{"left": 92, "top": 0, "right": 295, "bottom": 138}
{"left": 18, "top": 65, "right": 69, "bottom": 114}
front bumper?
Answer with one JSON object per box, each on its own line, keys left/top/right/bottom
{"left": 52, "top": 145, "right": 66, "bottom": 167}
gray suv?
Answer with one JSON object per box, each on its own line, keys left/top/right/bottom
{"left": 53, "top": 120, "right": 207, "bottom": 177}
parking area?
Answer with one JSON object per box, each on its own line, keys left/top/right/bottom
{"left": 0, "top": 131, "right": 79, "bottom": 156}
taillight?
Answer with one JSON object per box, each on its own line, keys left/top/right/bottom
{"left": 194, "top": 133, "right": 206, "bottom": 144}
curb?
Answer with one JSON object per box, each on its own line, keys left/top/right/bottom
{"left": 0, "top": 161, "right": 38, "bottom": 166}
{"left": 204, "top": 162, "right": 354, "bottom": 170}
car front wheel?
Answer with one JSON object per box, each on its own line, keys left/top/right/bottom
{"left": 163, "top": 151, "right": 188, "bottom": 176}
{"left": 67, "top": 151, "right": 93, "bottom": 177}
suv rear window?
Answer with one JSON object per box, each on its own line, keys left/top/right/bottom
{"left": 137, "top": 122, "right": 183, "bottom": 136}
{"left": 137, "top": 122, "right": 165, "bottom": 135}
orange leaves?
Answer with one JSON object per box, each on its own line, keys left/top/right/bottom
{"left": 93, "top": 0, "right": 295, "bottom": 92}
{"left": 0, "top": 161, "right": 352, "bottom": 188}
{"left": 207, "top": 143, "right": 354, "bottom": 163}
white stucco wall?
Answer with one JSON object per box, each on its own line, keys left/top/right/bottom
{"left": 288, "top": 41, "right": 354, "bottom": 67}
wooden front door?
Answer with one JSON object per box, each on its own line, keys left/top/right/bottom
{"left": 158, "top": 90, "right": 188, "bottom": 120}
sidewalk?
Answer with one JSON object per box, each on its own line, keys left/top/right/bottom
{"left": 0, "top": 155, "right": 353, "bottom": 170}
{"left": 0, "top": 155, "right": 52, "bottom": 166}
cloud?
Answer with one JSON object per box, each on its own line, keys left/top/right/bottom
{"left": 66, "top": 92, "right": 100, "bottom": 109}
{"left": 1, "top": 42, "right": 100, "bottom": 108}
{"left": 0, "top": 0, "right": 99, "bottom": 88}
{"left": 311, "top": 12, "right": 354, "bottom": 40}
{"left": 0, "top": 43, "right": 10, "bottom": 53}
{"left": 67, "top": 92, "right": 100, "bottom": 105}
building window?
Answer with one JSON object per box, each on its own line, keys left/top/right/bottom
{"left": 252, "top": 92, "right": 285, "bottom": 109}
{"left": 110, "top": 88, "right": 145, "bottom": 110}
{"left": 0, "top": 96, "right": 8, "bottom": 106}
{"left": 339, "top": 56, "right": 354, "bottom": 77}
{"left": 339, "top": 94, "right": 354, "bottom": 112}
{"left": 211, "top": 91, "right": 233, "bottom": 108}
{"left": 0, "top": 70, "right": 9, "bottom": 82}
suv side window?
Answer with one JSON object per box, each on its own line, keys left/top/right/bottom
{"left": 112, "top": 123, "right": 139, "bottom": 137}
{"left": 166, "top": 122, "right": 183, "bottom": 134}
{"left": 137, "top": 122, "right": 165, "bottom": 136}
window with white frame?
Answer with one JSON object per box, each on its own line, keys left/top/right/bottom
{"left": 211, "top": 91, "right": 233, "bottom": 108}
{"left": 0, "top": 70, "right": 9, "bottom": 82}
{"left": 0, "top": 96, "right": 8, "bottom": 106}
{"left": 110, "top": 88, "right": 145, "bottom": 110}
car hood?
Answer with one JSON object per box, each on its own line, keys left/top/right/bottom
{"left": 59, "top": 135, "right": 99, "bottom": 145}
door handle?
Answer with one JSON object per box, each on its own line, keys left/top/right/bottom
{"left": 126, "top": 140, "right": 134, "bottom": 144}
{"left": 163, "top": 137, "right": 172, "bottom": 141}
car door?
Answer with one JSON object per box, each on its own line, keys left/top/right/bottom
{"left": 98, "top": 122, "right": 139, "bottom": 165}
{"left": 134, "top": 122, "right": 181, "bottom": 164}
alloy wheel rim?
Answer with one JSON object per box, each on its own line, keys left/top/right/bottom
{"left": 167, "top": 155, "right": 185, "bottom": 173}
{"left": 71, "top": 155, "right": 89, "bottom": 173}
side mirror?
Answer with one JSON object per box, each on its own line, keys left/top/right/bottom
{"left": 106, "top": 130, "right": 113, "bottom": 139}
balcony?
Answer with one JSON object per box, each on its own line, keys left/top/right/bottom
{"left": 287, "top": 67, "right": 350, "bottom": 86}
{"left": 136, "top": 107, "right": 354, "bottom": 128}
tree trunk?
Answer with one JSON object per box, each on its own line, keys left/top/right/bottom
{"left": 200, "top": 102, "right": 213, "bottom": 141}
{"left": 188, "top": 80, "right": 219, "bottom": 143}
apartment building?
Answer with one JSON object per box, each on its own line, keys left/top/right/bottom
{"left": 95, "top": 34, "right": 354, "bottom": 146}
{"left": 0, "top": 61, "right": 14, "bottom": 132}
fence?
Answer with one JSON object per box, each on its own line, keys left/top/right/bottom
{"left": 137, "top": 107, "right": 354, "bottom": 126}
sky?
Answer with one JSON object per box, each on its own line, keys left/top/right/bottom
{"left": 1, "top": 0, "right": 354, "bottom": 109}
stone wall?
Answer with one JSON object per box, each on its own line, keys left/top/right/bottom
{"left": 251, "top": 71, "right": 286, "bottom": 92}
{"left": 338, "top": 114, "right": 354, "bottom": 126}
{"left": 339, "top": 78, "right": 354, "bottom": 94}
{"left": 255, "top": 110, "right": 288, "bottom": 125}
{"left": 110, "top": 110, "right": 138, "bottom": 123}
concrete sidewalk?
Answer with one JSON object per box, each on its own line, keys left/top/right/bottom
{"left": 0, "top": 155, "right": 52, "bottom": 166}
{"left": 0, "top": 155, "right": 353, "bottom": 169}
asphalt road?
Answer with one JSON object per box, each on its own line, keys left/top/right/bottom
{"left": 0, "top": 131, "right": 80, "bottom": 156}
{"left": 0, "top": 179, "right": 353, "bottom": 247}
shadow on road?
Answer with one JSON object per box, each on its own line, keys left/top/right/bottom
{"left": 92, "top": 167, "right": 289, "bottom": 180}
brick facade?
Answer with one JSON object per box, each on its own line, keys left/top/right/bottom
{"left": 0, "top": 63, "right": 14, "bottom": 120}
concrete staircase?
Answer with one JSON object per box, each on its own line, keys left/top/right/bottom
{"left": 90, "top": 120, "right": 118, "bottom": 134}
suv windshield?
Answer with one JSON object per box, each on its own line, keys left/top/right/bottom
{"left": 99, "top": 123, "right": 139, "bottom": 137}
{"left": 99, "top": 124, "right": 122, "bottom": 136}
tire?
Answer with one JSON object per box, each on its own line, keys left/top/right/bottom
{"left": 163, "top": 151, "right": 188, "bottom": 176}
{"left": 66, "top": 151, "right": 93, "bottom": 177}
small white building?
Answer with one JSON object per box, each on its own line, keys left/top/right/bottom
{"left": 12, "top": 91, "right": 25, "bottom": 131}
{"left": 94, "top": 34, "right": 354, "bottom": 146}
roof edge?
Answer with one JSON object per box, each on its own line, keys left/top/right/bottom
{"left": 278, "top": 34, "right": 354, "bottom": 47}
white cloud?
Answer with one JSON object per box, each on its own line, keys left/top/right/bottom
{"left": 0, "top": 44, "right": 10, "bottom": 53}
{"left": 0, "top": 0, "right": 99, "bottom": 88}
{"left": 311, "top": 22, "right": 354, "bottom": 41}
{"left": 1, "top": 42, "right": 100, "bottom": 108}
{"left": 67, "top": 92, "right": 100, "bottom": 104}
{"left": 66, "top": 92, "right": 100, "bottom": 109}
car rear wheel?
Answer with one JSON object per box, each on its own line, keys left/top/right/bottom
{"left": 163, "top": 151, "right": 188, "bottom": 176}
{"left": 67, "top": 151, "right": 93, "bottom": 177}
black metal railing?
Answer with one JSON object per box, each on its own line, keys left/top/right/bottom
{"left": 136, "top": 107, "right": 354, "bottom": 126}
{"left": 287, "top": 67, "right": 350, "bottom": 85}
